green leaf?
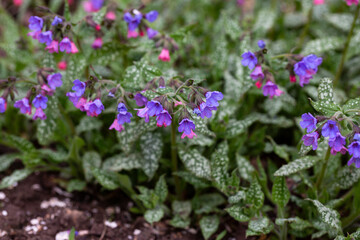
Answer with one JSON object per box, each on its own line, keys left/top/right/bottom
{"left": 254, "top": 9, "right": 276, "bottom": 34}
{"left": 310, "top": 78, "right": 341, "bottom": 116}
{"left": 302, "top": 37, "right": 344, "bottom": 55}
{"left": 272, "top": 177, "right": 290, "bottom": 207}
{"left": 246, "top": 217, "right": 274, "bottom": 237}
{"left": 274, "top": 156, "right": 320, "bottom": 177}
{"left": 343, "top": 98, "right": 360, "bottom": 116}
{"left": 89, "top": 43, "right": 122, "bottom": 66}
{"left": 307, "top": 199, "right": 342, "bottom": 234}
{"left": 178, "top": 148, "right": 211, "bottom": 180}
{"left": 38, "top": 149, "right": 67, "bottom": 163}
{"left": 170, "top": 215, "right": 191, "bottom": 229}
{"left": 144, "top": 207, "right": 164, "bottom": 224}
{"left": 42, "top": 52, "right": 56, "bottom": 69}
{"left": 93, "top": 7, "right": 106, "bottom": 24}
{"left": 140, "top": 132, "right": 163, "bottom": 179}
{"left": 172, "top": 200, "right": 192, "bottom": 219}
{"left": 246, "top": 178, "right": 264, "bottom": 210}
{"left": 200, "top": 215, "right": 220, "bottom": 240}
{"left": 336, "top": 165, "right": 360, "bottom": 190}
{"left": 69, "top": 227, "right": 75, "bottom": 240}
{"left": 225, "top": 115, "right": 258, "bottom": 138}
{"left": 3, "top": 133, "right": 35, "bottom": 153}
{"left": 154, "top": 175, "right": 168, "bottom": 203}
{"left": 76, "top": 116, "right": 103, "bottom": 134}
{"left": 191, "top": 114, "right": 216, "bottom": 137}
{"left": 92, "top": 168, "right": 121, "bottom": 190}
{"left": 268, "top": 137, "right": 289, "bottom": 162}
{"left": 275, "top": 217, "right": 312, "bottom": 231}
{"left": 66, "top": 179, "right": 86, "bottom": 192}
{"left": 36, "top": 98, "right": 60, "bottom": 145}
{"left": 82, "top": 152, "right": 101, "bottom": 182}
{"left": 102, "top": 153, "right": 142, "bottom": 172}
{"left": 228, "top": 190, "right": 246, "bottom": 204}
{"left": 0, "top": 153, "right": 19, "bottom": 172}
{"left": 193, "top": 193, "right": 226, "bottom": 214}
{"left": 211, "top": 141, "right": 229, "bottom": 191}
{"left": 174, "top": 171, "right": 210, "bottom": 189}
{"left": 0, "top": 169, "right": 32, "bottom": 189}
{"left": 236, "top": 154, "right": 255, "bottom": 181}
{"left": 123, "top": 59, "right": 162, "bottom": 89}
{"left": 226, "top": 205, "right": 250, "bottom": 222}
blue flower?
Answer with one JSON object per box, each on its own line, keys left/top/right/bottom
{"left": 302, "top": 132, "right": 319, "bottom": 150}
{"left": 85, "top": 99, "right": 104, "bottom": 117}
{"left": 147, "top": 28, "right": 158, "bottom": 39}
{"left": 348, "top": 140, "right": 360, "bottom": 158}
{"left": 199, "top": 102, "right": 217, "bottom": 119}
{"left": 66, "top": 92, "right": 80, "bottom": 106}
{"left": 145, "top": 10, "right": 158, "bottom": 22}
{"left": 117, "top": 103, "right": 128, "bottom": 112}
{"left": 257, "top": 40, "right": 266, "bottom": 49}
{"left": 117, "top": 111, "right": 132, "bottom": 125}
{"left": 47, "top": 73, "right": 62, "bottom": 90}
{"left": 156, "top": 110, "right": 172, "bottom": 127}
{"left": 241, "top": 51, "right": 257, "bottom": 70}
{"left": 32, "top": 94, "right": 48, "bottom": 109}
{"left": 134, "top": 93, "right": 148, "bottom": 107}
{"left": 90, "top": 0, "right": 104, "bottom": 11}
{"left": 0, "top": 97, "right": 6, "bottom": 113}
{"left": 178, "top": 118, "right": 195, "bottom": 135}
{"left": 51, "top": 16, "right": 63, "bottom": 26}
{"left": 328, "top": 132, "right": 346, "bottom": 152}
{"left": 72, "top": 79, "right": 86, "bottom": 96}
{"left": 28, "top": 16, "right": 43, "bottom": 31}
{"left": 59, "top": 37, "right": 72, "bottom": 53}
{"left": 38, "top": 31, "right": 53, "bottom": 46}
{"left": 193, "top": 108, "right": 201, "bottom": 116}
{"left": 123, "top": 12, "right": 142, "bottom": 31}
{"left": 348, "top": 157, "right": 360, "bottom": 168}
{"left": 14, "top": 98, "right": 31, "bottom": 115}
{"left": 146, "top": 100, "right": 163, "bottom": 117}
{"left": 205, "top": 91, "right": 223, "bottom": 107}
{"left": 321, "top": 120, "right": 339, "bottom": 139}
{"left": 354, "top": 133, "right": 360, "bottom": 141}
{"left": 300, "top": 113, "right": 317, "bottom": 133}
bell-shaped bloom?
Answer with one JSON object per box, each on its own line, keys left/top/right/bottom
{"left": 83, "top": 0, "right": 103, "bottom": 12}
{"left": 205, "top": 91, "right": 223, "bottom": 107}
{"left": 66, "top": 92, "right": 80, "bottom": 106}
{"left": 109, "top": 119, "right": 124, "bottom": 132}
{"left": 257, "top": 40, "right": 266, "bottom": 49}
{"left": 71, "top": 42, "right": 79, "bottom": 53}
{"left": 134, "top": 93, "right": 147, "bottom": 107}
{"left": 106, "top": 11, "right": 116, "bottom": 21}
{"left": 47, "top": 73, "right": 62, "bottom": 90}
{"left": 27, "top": 30, "right": 41, "bottom": 40}
{"left": 199, "top": 102, "right": 217, "bottom": 119}
{"left": 14, "top": 98, "right": 31, "bottom": 115}
{"left": 348, "top": 156, "right": 360, "bottom": 168}
{"left": 321, "top": 120, "right": 339, "bottom": 139}
{"left": 158, "top": 48, "right": 170, "bottom": 62}
{"left": 156, "top": 110, "right": 172, "bottom": 127}
{"left": 345, "top": 0, "right": 359, "bottom": 6}
{"left": 13, "top": 0, "right": 23, "bottom": 6}
{"left": 178, "top": 118, "right": 196, "bottom": 135}
{"left": 75, "top": 97, "right": 87, "bottom": 111}
{"left": 92, "top": 38, "right": 103, "bottom": 49}
{"left": 145, "top": 11, "right": 158, "bottom": 22}
{"left": 289, "top": 75, "right": 297, "bottom": 83}
{"left": 52, "top": 16, "right": 63, "bottom": 26}
{"left": 58, "top": 61, "right": 67, "bottom": 70}
{"left": 354, "top": 133, "right": 360, "bottom": 141}
{"left": 136, "top": 107, "right": 149, "bottom": 122}
{"left": 117, "top": 103, "right": 128, "bottom": 112}
{"left": 331, "top": 146, "right": 347, "bottom": 155}
{"left": 193, "top": 108, "right": 201, "bottom": 116}
{"left": 0, "top": 97, "right": 7, "bottom": 113}
{"left": 38, "top": 31, "right": 53, "bottom": 46}
{"left": 255, "top": 80, "right": 262, "bottom": 89}
{"left": 181, "top": 130, "right": 197, "bottom": 139}
{"left": 147, "top": 28, "right": 158, "bottom": 39}
{"left": 124, "top": 12, "right": 143, "bottom": 31}
{"left": 28, "top": 16, "right": 43, "bottom": 31}
{"left": 41, "top": 84, "right": 54, "bottom": 96}
{"left": 250, "top": 65, "right": 264, "bottom": 81}
{"left": 328, "top": 132, "right": 346, "bottom": 152}
{"left": 348, "top": 140, "right": 360, "bottom": 158}
{"left": 59, "top": 37, "right": 72, "bottom": 53}
{"left": 241, "top": 51, "right": 257, "bottom": 70}
{"left": 127, "top": 30, "right": 139, "bottom": 38}
{"left": 147, "top": 100, "right": 163, "bottom": 117}
{"left": 302, "top": 132, "right": 319, "bottom": 150}
{"left": 300, "top": 113, "right": 317, "bottom": 133}
{"left": 117, "top": 104, "right": 133, "bottom": 125}
{"left": 262, "top": 81, "right": 278, "bottom": 98}
{"left": 85, "top": 99, "right": 104, "bottom": 117}
{"left": 32, "top": 94, "right": 48, "bottom": 109}
{"left": 72, "top": 79, "right": 86, "bottom": 96}
{"left": 33, "top": 108, "right": 46, "bottom": 120}
{"left": 45, "top": 40, "right": 59, "bottom": 53}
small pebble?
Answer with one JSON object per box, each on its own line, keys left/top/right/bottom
{"left": 30, "top": 219, "right": 39, "bottom": 225}
{"left": 2, "top": 210, "right": 8, "bottom": 216}
{"left": 105, "top": 220, "right": 117, "bottom": 229}
{"left": 0, "top": 230, "right": 7, "bottom": 237}
{"left": 133, "top": 229, "right": 141, "bottom": 235}
{"left": 0, "top": 192, "right": 5, "bottom": 200}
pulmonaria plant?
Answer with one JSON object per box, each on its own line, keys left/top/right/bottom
{"left": 124, "top": 8, "right": 159, "bottom": 39}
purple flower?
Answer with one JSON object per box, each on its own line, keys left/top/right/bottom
{"left": 76, "top": 97, "right": 87, "bottom": 111}
{"left": 328, "top": 132, "right": 346, "bottom": 152}
{"left": 66, "top": 92, "right": 80, "bottom": 106}
{"left": 14, "top": 98, "right": 31, "bottom": 115}
{"left": 262, "top": 81, "right": 278, "bottom": 98}
{"left": 241, "top": 51, "right": 257, "bottom": 70}
{"left": 90, "top": 0, "right": 104, "bottom": 11}
{"left": 136, "top": 107, "right": 149, "bottom": 122}
{"left": 72, "top": 79, "right": 86, "bottom": 96}
{"left": 32, "top": 94, "right": 48, "bottom": 109}
{"left": 38, "top": 31, "right": 53, "bottom": 46}
{"left": 117, "top": 103, "right": 128, "bottom": 112}
{"left": 147, "top": 28, "right": 158, "bottom": 39}
{"left": 109, "top": 119, "right": 124, "bottom": 132}
{"left": 354, "top": 133, "right": 360, "bottom": 141}
{"left": 300, "top": 113, "right": 317, "bottom": 133}
{"left": 303, "top": 54, "right": 323, "bottom": 71}
{"left": 123, "top": 12, "right": 142, "bottom": 31}
{"left": 156, "top": 110, "right": 172, "bottom": 127}
{"left": 348, "top": 141, "right": 360, "bottom": 158}
{"left": 145, "top": 10, "right": 158, "bottom": 22}
{"left": 348, "top": 157, "right": 360, "bottom": 168}
{"left": 193, "top": 108, "right": 201, "bottom": 116}
{"left": 199, "top": 102, "right": 217, "bottom": 119}
{"left": 302, "top": 132, "right": 319, "bottom": 150}
{"left": 108, "top": 92, "right": 115, "bottom": 98}
{"left": 52, "top": 16, "right": 63, "bottom": 26}
{"left": 28, "top": 16, "right": 43, "bottom": 31}
{"left": 299, "top": 74, "right": 313, "bottom": 87}
{"left": 205, "top": 91, "right": 223, "bottom": 107}
{"left": 117, "top": 111, "right": 132, "bottom": 125}
{"left": 258, "top": 40, "right": 266, "bottom": 49}
{"left": 59, "top": 37, "right": 72, "bottom": 53}
{"left": 85, "top": 99, "right": 104, "bottom": 117}
{"left": 322, "top": 120, "right": 339, "bottom": 139}
{"left": 47, "top": 73, "right": 62, "bottom": 90}
{"left": 146, "top": 100, "right": 163, "bottom": 117}
{"left": 250, "top": 65, "right": 264, "bottom": 81}
{"left": 134, "top": 93, "right": 148, "bottom": 107}
{"left": 294, "top": 61, "right": 308, "bottom": 77}
{"left": 294, "top": 54, "right": 322, "bottom": 87}
{"left": 178, "top": 118, "right": 195, "bottom": 135}
{"left": 92, "top": 38, "right": 103, "bottom": 49}
{"left": 0, "top": 98, "right": 6, "bottom": 113}
{"left": 33, "top": 108, "right": 46, "bottom": 120}
{"left": 331, "top": 146, "right": 347, "bottom": 156}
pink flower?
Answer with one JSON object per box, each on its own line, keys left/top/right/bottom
{"left": 33, "top": 108, "right": 46, "bottom": 120}
{"left": 27, "top": 31, "right": 41, "bottom": 40}
{"left": 105, "top": 11, "right": 116, "bottom": 21}
{"left": 92, "top": 38, "right": 103, "bottom": 49}
{"left": 255, "top": 80, "right": 262, "bottom": 89}
{"left": 95, "top": 25, "right": 101, "bottom": 31}
{"left": 250, "top": 65, "right": 264, "bottom": 81}
{"left": 331, "top": 146, "right": 348, "bottom": 155}
{"left": 127, "top": 30, "right": 139, "bottom": 38}
{"left": 181, "top": 130, "right": 197, "bottom": 139}
{"left": 289, "top": 75, "right": 297, "bottom": 83}
{"left": 275, "top": 89, "right": 284, "bottom": 97}
{"left": 174, "top": 101, "right": 183, "bottom": 107}
{"left": 109, "top": 119, "right": 124, "bottom": 132}
{"left": 71, "top": 42, "right": 79, "bottom": 53}
{"left": 58, "top": 61, "right": 67, "bottom": 70}
{"left": 313, "top": 0, "right": 325, "bottom": 5}
{"left": 158, "top": 48, "right": 170, "bottom": 62}
{"left": 345, "top": 0, "right": 359, "bottom": 5}
{"left": 13, "top": 0, "right": 22, "bottom": 6}
{"left": 45, "top": 40, "right": 59, "bottom": 53}
{"left": 41, "top": 84, "right": 54, "bottom": 96}
{"left": 75, "top": 97, "right": 87, "bottom": 111}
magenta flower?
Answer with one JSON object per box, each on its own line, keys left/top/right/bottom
{"left": 127, "top": 30, "right": 139, "bottom": 38}
{"left": 0, "top": 97, "right": 7, "bottom": 113}
{"left": 290, "top": 75, "right": 297, "bottom": 83}
{"left": 75, "top": 97, "right": 87, "bottom": 111}
{"left": 27, "top": 30, "right": 41, "bottom": 40}
{"left": 83, "top": 0, "right": 104, "bottom": 12}
{"left": 105, "top": 11, "right": 116, "bottom": 21}
{"left": 156, "top": 110, "right": 172, "bottom": 127}
{"left": 109, "top": 119, "right": 124, "bottom": 132}
{"left": 181, "top": 130, "right": 197, "bottom": 139}
{"left": 158, "top": 48, "right": 170, "bottom": 62}
{"left": 45, "top": 40, "right": 59, "bottom": 53}
{"left": 59, "top": 37, "right": 72, "bottom": 53}
{"left": 47, "top": 73, "right": 62, "bottom": 90}
{"left": 85, "top": 99, "right": 104, "bottom": 117}
{"left": 300, "top": 113, "right": 317, "bottom": 133}
{"left": 14, "top": 98, "right": 31, "bottom": 115}
{"left": 136, "top": 107, "right": 150, "bottom": 122}
{"left": 250, "top": 65, "right": 264, "bottom": 81}
{"left": 262, "top": 81, "right": 278, "bottom": 98}
{"left": 302, "top": 132, "right": 319, "bottom": 150}
{"left": 33, "top": 108, "right": 46, "bottom": 120}
{"left": 345, "top": 0, "right": 359, "bottom": 6}
{"left": 32, "top": 94, "right": 48, "bottom": 109}
{"left": 314, "top": 0, "right": 325, "bottom": 4}
{"left": 92, "top": 38, "right": 103, "bottom": 49}
{"left": 71, "top": 42, "right": 79, "bottom": 53}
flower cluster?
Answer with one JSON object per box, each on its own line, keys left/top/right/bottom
{"left": 124, "top": 9, "right": 159, "bottom": 39}
{"left": 83, "top": 0, "right": 104, "bottom": 13}
{"left": 293, "top": 54, "right": 323, "bottom": 87}
{"left": 28, "top": 16, "right": 78, "bottom": 54}
{"left": 345, "top": 0, "right": 359, "bottom": 6}
{"left": 300, "top": 113, "right": 360, "bottom": 168}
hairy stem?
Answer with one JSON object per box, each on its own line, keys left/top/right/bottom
{"left": 334, "top": 3, "right": 360, "bottom": 87}
{"left": 315, "top": 147, "right": 331, "bottom": 192}
{"left": 171, "top": 121, "right": 181, "bottom": 198}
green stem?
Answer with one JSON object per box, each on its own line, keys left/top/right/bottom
{"left": 171, "top": 121, "right": 181, "bottom": 198}
{"left": 333, "top": 188, "right": 354, "bottom": 209}
{"left": 315, "top": 147, "right": 331, "bottom": 192}
{"left": 334, "top": 3, "right": 360, "bottom": 87}
{"left": 297, "top": 6, "right": 313, "bottom": 49}
{"left": 342, "top": 210, "right": 360, "bottom": 229}
{"left": 278, "top": 207, "right": 287, "bottom": 240}
{"left": 58, "top": 102, "right": 76, "bottom": 136}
